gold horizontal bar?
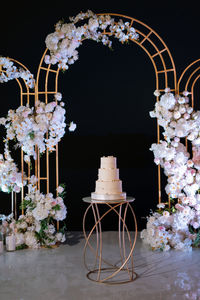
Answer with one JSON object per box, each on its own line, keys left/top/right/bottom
{"left": 159, "top": 88, "right": 176, "bottom": 91}
{"left": 40, "top": 66, "right": 58, "bottom": 73}
{"left": 157, "top": 68, "right": 175, "bottom": 73}
{"left": 38, "top": 91, "right": 56, "bottom": 94}
{"left": 22, "top": 92, "right": 35, "bottom": 95}
{"left": 23, "top": 177, "right": 47, "bottom": 180}
{"left": 151, "top": 48, "right": 167, "bottom": 58}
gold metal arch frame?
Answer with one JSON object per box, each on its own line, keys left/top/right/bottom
{"left": 178, "top": 58, "right": 200, "bottom": 106}
{"left": 0, "top": 58, "right": 36, "bottom": 217}
{"left": 37, "top": 13, "right": 178, "bottom": 209}
{"left": 177, "top": 59, "right": 200, "bottom": 154}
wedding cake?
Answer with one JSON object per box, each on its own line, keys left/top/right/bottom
{"left": 91, "top": 156, "right": 126, "bottom": 200}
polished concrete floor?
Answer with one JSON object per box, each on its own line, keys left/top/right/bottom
{"left": 0, "top": 231, "right": 200, "bottom": 300}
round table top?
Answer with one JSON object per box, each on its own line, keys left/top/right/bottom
{"left": 82, "top": 196, "right": 135, "bottom": 204}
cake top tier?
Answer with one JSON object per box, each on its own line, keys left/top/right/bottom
{"left": 100, "top": 156, "right": 117, "bottom": 169}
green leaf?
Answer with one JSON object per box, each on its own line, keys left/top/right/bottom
{"left": 28, "top": 131, "right": 35, "bottom": 140}
{"left": 16, "top": 244, "right": 28, "bottom": 250}
{"left": 193, "top": 233, "right": 200, "bottom": 248}
{"left": 20, "top": 199, "right": 35, "bottom": 211}
{"left": 52, "top": 204, "right": 61, "bottom": 211}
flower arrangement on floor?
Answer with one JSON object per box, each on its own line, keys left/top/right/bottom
{"left": 0, "top": 181, "right": 66, "bottom": 249}
{"left": 45, "top": 10, "right": 139, "bottom": 70}
{"left": 0, "top": 92, "right": 76, "bottom": 163}
{"left": 141, "top": 88, "right": 200, "bottom": 251}
{"left": 0, "top": 56, "right": 34, "bottom": 88}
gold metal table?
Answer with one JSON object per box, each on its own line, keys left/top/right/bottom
{"left": 82, "top": 197, "right": 137, "bottom": 284}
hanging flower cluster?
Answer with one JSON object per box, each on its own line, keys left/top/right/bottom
{"left": 0, "top": 93, "right": 75, "bottom": 163}
{"left": 0, "top": 56, "right": 34, "bottom": 88}
{"left": 141, "top": 89, "right": 200, "bottom": 251}
{"left": 45, "top": 10, "right": 139, "bottom": 69}
{"left": 0, "top": 141, "right": 26, "bottom": 193}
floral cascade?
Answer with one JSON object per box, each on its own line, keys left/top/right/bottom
{"left": 141, "top": 88, "right": 200, "bottom": 251}
{"left": 45, "top": 10, "right": 139, "bottom": 70}
{"left": 0, "top": 56, "right": 34, "bottom": 88}
{"left": 0, "top": 56, "right": 76, "bottom": 249}
{"left": 0, "top": 92, "right": 75, "bottom": 163}
{"left": 0, "top": 180, "right": 66, "bottom": 249}
{"left": 0, "top": 141, "right": 26, "bottom": 193}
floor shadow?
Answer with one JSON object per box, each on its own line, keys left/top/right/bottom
{"left": 64, "top": 231, "right": 84, "bottom": 246}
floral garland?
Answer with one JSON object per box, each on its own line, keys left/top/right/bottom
{"left": 45, "top": 10, "right": 139, "bottom": 69}
{"left": 0, "top": 56, "right": 34, "bottom": 88}
{"left": 141, "top": 89, "right": 200, "bottom": 251}
{"left": 0, "top": 181, "right": 66, "bottom": 248}
{"left": 0, "top": 93, "right": 76, "bottom": 163}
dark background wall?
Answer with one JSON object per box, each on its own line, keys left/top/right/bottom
{"left": 0, "top": 1, "right": 200, "bottom": 231}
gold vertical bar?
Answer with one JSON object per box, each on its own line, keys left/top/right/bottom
{"left": 37, "top": 147, "right": 40, "bottom": 191}
{"left": 21, "top": 149, "right": 24, "bottom": 215}
{"left": 14, "top": 192, "right": 17, "bottom": 220}
{"left": 45, "top": 65, "right": 51, "bottom": 194}
{"left": 56, "top": 144, "right": 59, "bottom": 231}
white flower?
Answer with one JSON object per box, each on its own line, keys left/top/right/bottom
{"left": 154, "top": 90, "right": 160, "bottom": 97}
{"left": 32, "top": 205, "right": 49, "bottom": 221}
{"left": 69, "top": 121, "right": 76, "bottom": 131}
{"left": 157, "top": 203, "right": 165, "bottom": 209}
{"left": 183, "top": 91, "right": 189, "bottom": 96}
{"left": 54, "top": 93, "right": 62, "bottom": 101}
{"left": 159, "top": 92, "right": 176, "bottom": 110}
{"left": 24, "top": 231, "right": 39, "bottom": 248}
{"left": 15, "top": 233, "right": 25, "bottom": 247}
{"left": 56, "top": 232, "right": 66, "bottom": 243}
{"left": 174, "top": 111, "right": 181, "bottom": 120}
{"left": 57, "top": 186, "right": 64, "bottom": 194}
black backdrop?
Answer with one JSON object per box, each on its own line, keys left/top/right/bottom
{"left": 1, "top": 1, "right": 200, "bottom": 231}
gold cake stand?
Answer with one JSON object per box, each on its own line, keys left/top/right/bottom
{"left": 82, "top": 196, "right": 138, "bottom": 284}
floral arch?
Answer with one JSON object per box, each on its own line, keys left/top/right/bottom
{"left": 2, "top": 10, "right": 200, "bottom": 251}
{"left": 36, "top": 12, "right": 177, "bottom": 205}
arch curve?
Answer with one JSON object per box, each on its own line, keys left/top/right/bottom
{"left": 178, "top": 58, "right": 200, "bottom": 107}
{"left": 35, "top": 13, "right": 178, "bottom": 204}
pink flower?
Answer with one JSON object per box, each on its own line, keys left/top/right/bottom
{"left": 2, "top": 221, "right": 8, "bottom": 227}
{"left": 51, "top": 201, "right": 57, "bottom": 206}
{"left": 154, "top": 158, "right": 160, "bottom": 165}
{"left": 56, "top": 196, "right": 63, "bottom": 204}
{"left": 163, "top": 211, "right": 170, "bottom": 218}
{"left": 36, "top": 107, "right": 43, "bottom": 114}
{"left": 158, "top": 226, "right": 165, "bottom": 230}
{"left": 13, "top": 186, "right": 20, "bottom": 193}
{"left": 22, "top": 111, "right": 29, "bottom": 118}
{"left": 175, "top": 203, "right": 184, "bottom": 211}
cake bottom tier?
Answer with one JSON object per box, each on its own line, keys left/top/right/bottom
{"left": 91, "top": 192, "right": 126, "bottom": 200}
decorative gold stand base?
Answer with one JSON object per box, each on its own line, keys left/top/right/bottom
{"left": 82, "top": 197, "right": 137, "bottom": 284}
{"left": 86, "top": 268, "right": 138, "bottom": 285}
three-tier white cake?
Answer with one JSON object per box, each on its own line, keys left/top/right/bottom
{"left": 91, "top": 156, "right": 126, "bottom": 200}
